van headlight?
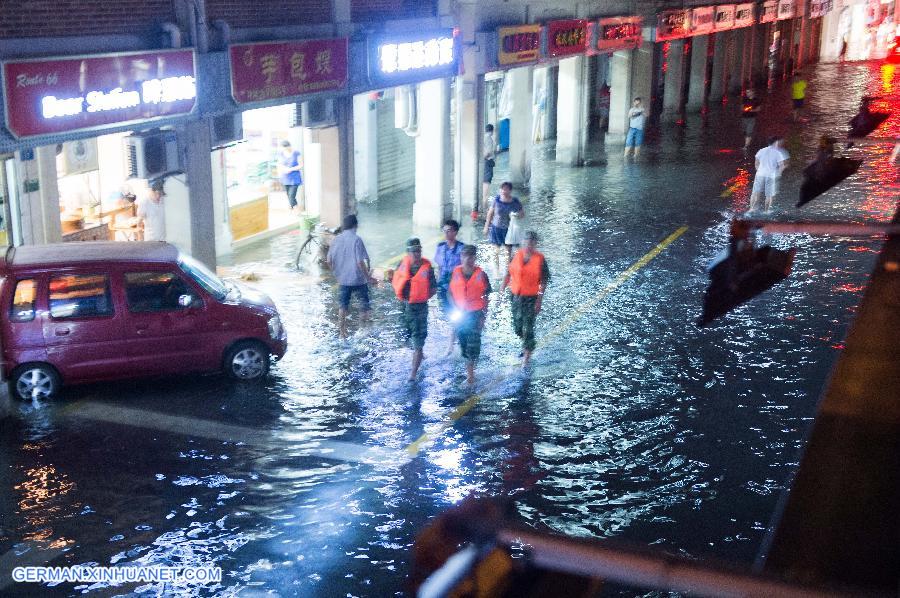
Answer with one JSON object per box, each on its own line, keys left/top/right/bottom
{"left": 267, "top": 315, "right": 283, "bottom": 339}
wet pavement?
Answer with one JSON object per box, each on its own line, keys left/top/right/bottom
{"left": 2, "top": 61, "right": 898, "bottom": 596}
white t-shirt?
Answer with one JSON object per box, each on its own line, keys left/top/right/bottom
{"left": 137, "top": 197, "right": 166, "bottom": 241}
{"left": 483, "top": 133, "right": 496, "bottom": 160}
{"left": 628, "top": 107, "right": 646, "bottom": 130}
{"left": 755, "top": 145, "right": 789, "bottom": 177}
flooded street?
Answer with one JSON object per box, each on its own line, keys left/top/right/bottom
{"left": 1, "top": 62, "right": 897, "bottom": 596}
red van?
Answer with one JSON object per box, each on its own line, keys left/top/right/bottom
{"left": 0, "top": 242, "right": 287, "bottom": 400}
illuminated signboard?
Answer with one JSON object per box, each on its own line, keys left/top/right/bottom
{"left": 2, "top": 49, "right": 196, "bottom": 139}
{"left": 656, "top": 10, "right": 691, "bottom": 41}
{"left": 548, "top": 19, "right": 588, "bottom": 57}
{"left": 596, "top": 16, "right": 643, "bottom": 52}
{"left": 229, "top": 38, "right": 348, "bottom": 104}
{"left": 777, "top": 0, "right": 795, "bottom": 20}
{"left": 368, "top": 29, "right": 457, "bottom": 86}
{"left": 735, "top": 3, "right": 756, "bottom": 27}
{"left": 498, "top": 24, "right": 542, "bottom": 65}
{"left": 760, "top": 1, "right": 778, "bottom": 23}
{"left": 691, "top": 6, "right": 715, "bottom": 34}
{"left": 809, "top": 0, "right": 833, "bottom": 18}
{"left": 714, "top": 5, "right": 736, "bottom": 31}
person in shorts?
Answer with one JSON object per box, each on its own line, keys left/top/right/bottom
{"left": 481, "top": 124, "right": 497, "bottom": 215}
{"left": 448, "top": 244, "right": 491, "bottom": 385}
{"left": 750, "top": 136, "right": 789, "bottom": 213}
{"left": 624, "top": 97, "right": 646, "bottom": 158}
{"left": 434, "top": 219, "right": 465, "bottom": 354}
{"left": 790, "top": 74, "right": 807, "bottom": 122}
{"left": 392, "top": 238, "right": 437, "bottom": 381}
{"left": 741, "top": 88, "right": 761, "bottom": 151}
{"left": 482, "top": 181, "right": 524, "bottom": 263}
{"left": 326, "top": 214, "right": 378, "bottom": 338}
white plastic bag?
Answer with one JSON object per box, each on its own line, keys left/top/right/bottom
{"left": 505, "top": 212, "right": 524, "bottom": 246}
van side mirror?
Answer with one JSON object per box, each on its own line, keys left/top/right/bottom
{"left": 178, "top": 294, "right": 195, "bottom": 308}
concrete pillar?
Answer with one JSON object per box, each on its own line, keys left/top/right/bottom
{"left": 663, "top": 39, "right": 686, "bottom": 113}
{"left": 633, "top": 42, "right": 653, "bottom": 118}
{"left": 605, "top": 48, "right": 635, "bottom": 144}
{"left": 797, "top": 16, "right": 809, "bottom": 69}
{"left": 353, "top": 93, "right": 378, "bottom": 203}
{"left": 412, "top": 78, "right": 452, "bottom": 228}
{"left": 178, "top": 120, "right": 216, "bottom": 268}
{"left": 507, "top": 65, "right": 533, "bottom": 186}
{"left": 16, "top": 146, "right": 61, "bottom": 245}
{"left": 688, "top": 34, "right": 710, "bottom": 111}
{"left": 556, "top": 55, "right": 588, "bottom": 165}
{"left": 752, "top": 23, "right": 770, "bottom": 85}
{"left": 710, "top": 31, "right": 728, "bottom": 103}
{"left": 455, "top": 74, "right": 481, "bottom": 217}
{"left": 303, "top": 96, "right": 353, "bottom": 229}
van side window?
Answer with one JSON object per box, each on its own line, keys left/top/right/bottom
{"left": 49, "top": 274, "right": 113, "bottom": 319}
{"left": 125, "top": 272, "right": 198, "bottom": 312}
{"left": 10, "top": 279, "right": 37, "bottom": 322}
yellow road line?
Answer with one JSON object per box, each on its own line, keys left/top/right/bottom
{"left": 404, "top": 225, "right": 689, "bottom": 456}
{"left": 378, "top": 234, "right": 446, "bottom": 269}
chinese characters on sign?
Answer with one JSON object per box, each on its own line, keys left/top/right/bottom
{"left": 548, "top": 20, "right": 588, "bottom": 57}
{"left": 597, "top": 17, "right": 643, "bottom": 52}
{"left": 2, "top": 49, "right": 196, "bottom": 138}
{"left": 735, "top": 3, "right": 755, "bottom": 27}
{"left": 777, "top": 0, "right": 795, "bottom": 20}
{"left": 379, "top": 37, "right": 454, "bottom": 73}
{"left": 229, "top": 38, "right": 348, "bottom": 104}
{"left": 809, "top": 0, "right": 833, "bottom": 18}
{"left": 714, "top": 4, "right": 736, "bottom": 31}
{"left": 656, "top": 10, "right": 691, "bottom": 41}
{"left": 368, "top": 30, "right": 457, "bottom": 85}
{"left": 760, "top": 1, "right": 778, "bottom": 23}
{"left": 498, "top": 25, "right": 541, "bottom": 65}
{"left": 691, "top": 6, "right": 715, "bottom": 34}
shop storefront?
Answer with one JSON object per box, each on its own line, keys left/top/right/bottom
{"left": 1, "top": 49, "right": 197, "bottom": 247}
{"left": 351, "top": 29, "right": 459, "bottom": 227}
{"left": 224, "top": 38, "right": 348, "bottom": 252}
{"left": 824, "top": 0, "right": 893, "bottom": 61}
{"left": 594, "top": 16, "right": 643, "bottom": 136}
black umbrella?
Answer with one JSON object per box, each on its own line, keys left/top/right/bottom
{"left": 848, "top": 111, "right": 889, "bottom": 140}
{"left": 698, "top": 245, "right": 796, "bottom": 326}
{"left": 797, "top": 157, "right": 863, "bottom": 207}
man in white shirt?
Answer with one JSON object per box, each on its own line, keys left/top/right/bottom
{"left": 624, "top": 97, "right": 647, "bottom": 158}
{"left": 750, "top": 136, "right": 789, "bottom": 213}
{"left": 481, "top": 124, "right": 497, "bottom": 214}
{"left": 136, "top": 179, "right": 167, "bottom": 241}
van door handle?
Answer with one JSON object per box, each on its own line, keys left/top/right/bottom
{"left": 134, "top": 324, "right": 149, "bottom": 335}
{"left": 54, "top": 328, "right": 70, "bottom": 336}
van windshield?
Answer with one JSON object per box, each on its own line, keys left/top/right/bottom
{"left": 178, "top": 254, "right": 228, "bottom": 301}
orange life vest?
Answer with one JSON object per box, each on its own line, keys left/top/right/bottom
{"left": 392, "top": 256, "right": 432, "bottom": 303}
{"left": 508, "top": 250, "right": 545, "bottom": 297}
{"left": 449, "top": 266, "right": 488, "bottom": 311}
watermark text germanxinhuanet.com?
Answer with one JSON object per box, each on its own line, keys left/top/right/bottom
{"left": 12, "top": 565, "right": 222, "bottom": 584}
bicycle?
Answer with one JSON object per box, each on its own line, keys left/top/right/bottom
{"left": 294, "top": 215, "right": 340, "bottom": 270}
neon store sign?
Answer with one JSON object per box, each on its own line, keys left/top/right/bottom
{"left": 369, "top": 30, "right": 458, "bottom": 87}
{"left": 2, "top": 49, "right": 197, "bottom": 138}
{"left": 41, "top": 76, "right": 196, "bottom": 119}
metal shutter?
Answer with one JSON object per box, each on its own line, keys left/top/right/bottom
{"left": 377, "top": 95, "right": 416, "bottom": 195}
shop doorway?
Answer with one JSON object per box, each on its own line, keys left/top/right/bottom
{"left": 0, "top": 155, "right": 19, "bottom": 246}
{"left": 219, "top": 104, "right": 305, "bottom": 247}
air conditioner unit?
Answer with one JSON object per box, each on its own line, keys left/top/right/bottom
{"left": 124, "top": 130, "right": 179, "bottom": 180}
{"left": 56, "top": 138, "right": 99, "bottom": 177}
{"left": 210, "top": 113, "right": 244, "bottom": 148}
{"left": 301, "top": 98, "right": 336, "bottom": 128}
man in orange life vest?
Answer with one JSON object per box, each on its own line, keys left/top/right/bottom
{"left": 392, "top": 238, "right": 437, "bottom": 381}
{"left": 449, "top": 244, "right": 492, "bottom": 385}
{"left": 500, "top": 230, "right": 550, "bottom": 367}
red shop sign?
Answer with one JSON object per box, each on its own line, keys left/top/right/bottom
{"left": 597, "top": 16, "right": 643, "bottom": 52}
{"left": 548, "top": 19, "right": 588, "bottom": 57}
{"left": 230, "top": 38, "right": 348, "bottom": 104}
{"left": 2, "top": 49, "right": 196, "bottom": 139}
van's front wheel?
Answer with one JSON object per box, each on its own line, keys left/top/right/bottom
{"left": 11, "top": 363, "right": 61, "bottom": 401}
{"left": 224, "top": 341, "right": 270, "bottom": 381}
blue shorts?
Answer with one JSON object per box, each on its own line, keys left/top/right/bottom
{"left": 339, "top": 284, "right": 370, "bottom": 311}
{"left": 488, "top": 225, "right": 508, "bottom": 246}
{"left": 625, "top": 127, "right": 644, "bottom": 147}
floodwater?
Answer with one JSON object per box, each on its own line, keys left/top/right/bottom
{"left": 1, "top": 62, "right": 897, "bottom": 596}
